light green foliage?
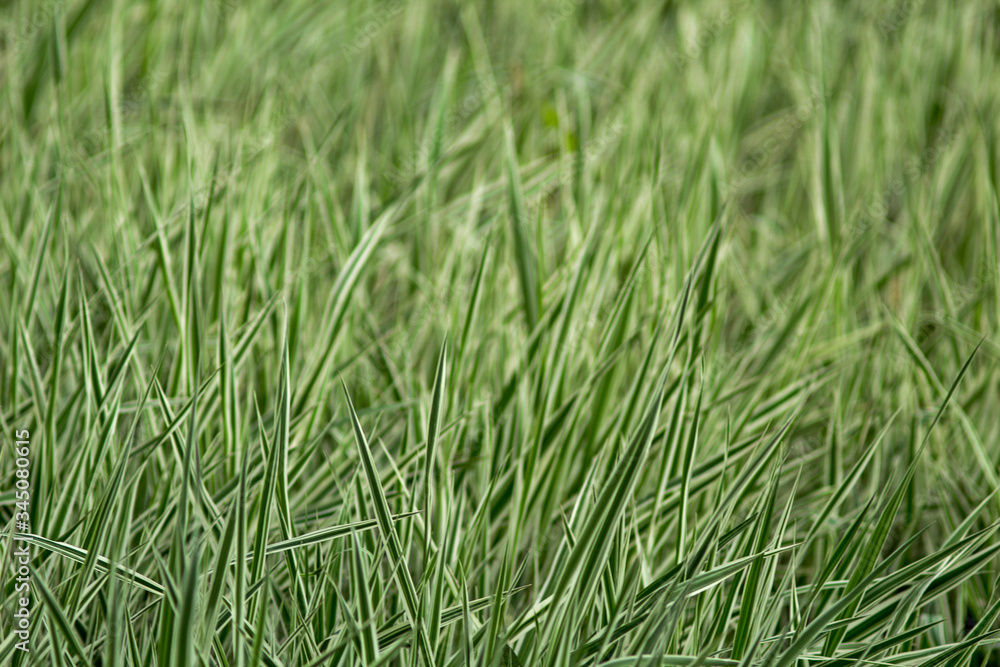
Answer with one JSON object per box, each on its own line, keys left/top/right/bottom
{"left": 1, "top": 0, "right": 999, "bottom": 665}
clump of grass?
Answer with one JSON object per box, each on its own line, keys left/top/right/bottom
{"left": 1, "top": 0, "right": 999, "bottom": 665}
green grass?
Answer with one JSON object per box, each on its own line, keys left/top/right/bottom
{"left": 2, "top": 0, "right": 1000, "bottom": 665}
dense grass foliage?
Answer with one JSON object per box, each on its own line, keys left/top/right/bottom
{"left": 2, "top": 0, "right": 1000, "bottom": 665}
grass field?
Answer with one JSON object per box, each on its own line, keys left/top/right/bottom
{"left": 2, "top": 0, "right": 1000, "bottom": 665}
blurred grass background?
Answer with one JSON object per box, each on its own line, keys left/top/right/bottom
{"left": 1, "top": 0, "right": 999, "bottom": 665}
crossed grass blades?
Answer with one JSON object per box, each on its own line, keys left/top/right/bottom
{"left": 2, "top": 0, "right": 1000, "bottom": 665}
